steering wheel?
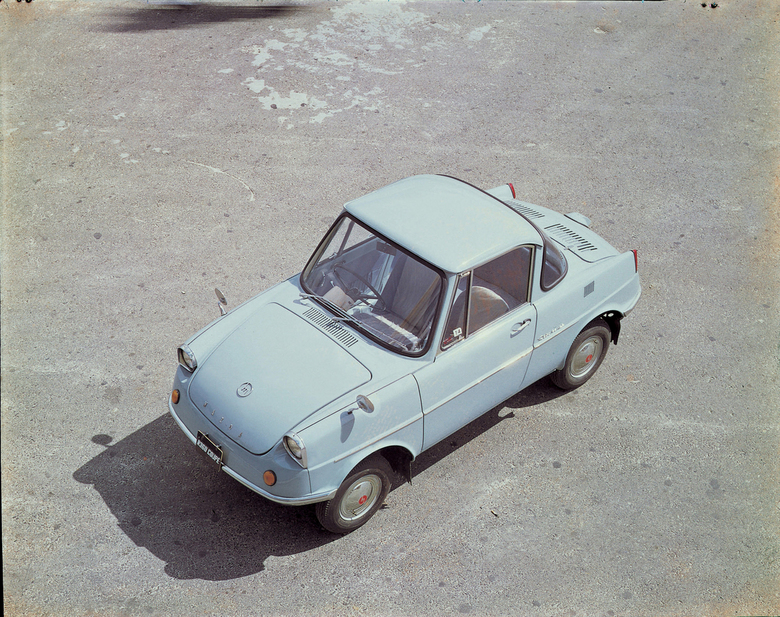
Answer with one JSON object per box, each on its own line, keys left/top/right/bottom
{"left": 332, "top": 264, "right": 387, "bottom": 310}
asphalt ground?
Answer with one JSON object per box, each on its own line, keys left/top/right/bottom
{"left": 1, "top": 1, "right": 779, "bottom": 616}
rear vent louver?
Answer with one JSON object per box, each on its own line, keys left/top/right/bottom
{"left": 544, "top": 223, "right": 598, "bottom": 253}
{"left": 303, "top": 307, "right": 358, "bottom": 348}
{"left": 506, "top": 201, "right": 545, "bottom": 220}
{"left": 506, "top": 199, "right": 601, "bottom": 257}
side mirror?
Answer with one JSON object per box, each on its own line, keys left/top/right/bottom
{"left": 215, "top": 288, "right": 228, "bottom": 316}
{"left": 356, "top": 394, "right": 374, "bottom": 413}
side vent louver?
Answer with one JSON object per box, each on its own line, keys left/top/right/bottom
{"left": 303, "top": 307, "right": 358, "bottom": 348}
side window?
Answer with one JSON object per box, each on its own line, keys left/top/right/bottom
{"left": 441, "top": 273, "right": 469, "bottom": 350}
{"left": 469, "top": 246, "right": 532, "bottom": 333}
{"left": 441, "top": 247, "right": 533, "bottom": 351}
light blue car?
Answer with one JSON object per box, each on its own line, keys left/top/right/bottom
{"left": 169, "top": 175, "right": 641, "bottom": 533}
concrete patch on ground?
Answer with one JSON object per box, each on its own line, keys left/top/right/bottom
{"left": 236, "top": 1, "right": 460, "bottom": 126}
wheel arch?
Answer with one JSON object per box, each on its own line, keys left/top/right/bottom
{"left": 321, "top": 443, "right": 415, "bottom": 501}
{"left": 375, "top": 444, "right": 415, "bottom": 486}
{"left": 550, "top": 317, "right": 613, "bottom": 390}
{"left": 599, "top": 310, "right": 624, "bottom": 345}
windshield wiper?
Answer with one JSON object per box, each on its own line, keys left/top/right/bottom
{"left": 299, "top": 293, "right": 360, "bottom": 324}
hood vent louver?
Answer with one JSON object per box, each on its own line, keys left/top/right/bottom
{"left": 303, "top": 307, "right": 358, "bottom": 348}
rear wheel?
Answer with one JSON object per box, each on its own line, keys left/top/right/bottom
{"left": 551, "top": 319, "right": 611, "bottom": 390}
{"left": 315, "top": 454, "right": 392, "bottom": 534}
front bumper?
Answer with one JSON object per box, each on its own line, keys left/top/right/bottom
{"left": 168, "top": 369, "right": 335, "bottom": 506}
{"left": 222, "top": 463, "right": 336, "bottom": 506}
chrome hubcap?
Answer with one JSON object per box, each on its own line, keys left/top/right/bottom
{"left": 338, "top": 474, "right": 382, "bottom": 522}
{"left": 570, "top": 336, "right": 603, "bottom": 378}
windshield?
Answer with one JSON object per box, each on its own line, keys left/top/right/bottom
{"left": 301, "top": 215, "right": 444, "bottom": 355}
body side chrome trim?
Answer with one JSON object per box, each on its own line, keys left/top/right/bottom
{"left": 534, "top": 322, "right": 576, "bottom": 348}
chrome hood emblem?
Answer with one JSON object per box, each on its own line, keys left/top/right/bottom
{"left": 236, "top": 382, "right": 253, "bottom": 398}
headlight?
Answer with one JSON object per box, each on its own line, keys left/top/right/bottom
{"left": 177, "top": 344, "right": 197, "bottom": 372}
{"left": 283, "top": 433, "right": 308, "bottom": 469}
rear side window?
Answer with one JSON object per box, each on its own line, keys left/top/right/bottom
{"left": 540, "top": 238, "right": 567, "bottom": 291}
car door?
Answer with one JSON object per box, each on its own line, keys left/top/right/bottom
{"left": 413, "top": 247, "right": 537, "bottom": 451}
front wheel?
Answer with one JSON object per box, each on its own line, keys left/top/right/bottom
{"left": 551, "top": 319, "right": 611, "bottom": 390}
{"left": 315, "top": 454, "right": 393, "bottom": 534}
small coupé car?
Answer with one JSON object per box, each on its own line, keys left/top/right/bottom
{"left": 169, "top": 175, "right": 640, "bottom": 533}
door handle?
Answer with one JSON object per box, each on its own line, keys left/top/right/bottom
{"left": 511, "top": 319, "right": 531, "bottom": 335}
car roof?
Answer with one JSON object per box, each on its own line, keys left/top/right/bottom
{"left": 344, "top": 175, "right": 543, "bottom": 273}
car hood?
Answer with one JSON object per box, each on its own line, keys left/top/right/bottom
{"left": 188, "top": 302, "right": 372, "bottom": 455}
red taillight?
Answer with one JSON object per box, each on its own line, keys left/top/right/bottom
{"left": 632, "top": 250, "right": 638, "bottom": 272}
{"left": 508, "top": 183, "right": 516, "bottom": 199}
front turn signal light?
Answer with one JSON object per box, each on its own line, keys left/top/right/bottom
{"left": 171, "top": 389, "right": 180, "bottom": 405}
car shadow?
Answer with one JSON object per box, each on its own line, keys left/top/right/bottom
{"left": 73, "top": 413, "right": 336, "bottom": 581}
{"left": 409, "top": 378, "right": 567, "bottom": 480}
{"left": 73, "top": 379, "right": 566, "bottom": 580}
{"left": 93, "top": 3, "right": 307, "bottom": 34}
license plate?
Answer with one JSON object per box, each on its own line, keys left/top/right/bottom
{"left": 196, "top": 431, "right": 224, "bottom": 466}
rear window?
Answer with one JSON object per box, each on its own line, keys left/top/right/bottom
{"left": 540, "top": 236, "right": 567, "bottom": 291}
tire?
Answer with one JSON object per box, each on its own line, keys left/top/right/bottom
{"left": 550, "top": 319, "right": 611, "bottom": 390}
{"left": 315, "top": 454, "right": 392, "bottom": 534}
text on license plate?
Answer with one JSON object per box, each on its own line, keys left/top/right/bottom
{"left": 196, "top": 431, "right": 223, "bottom": 466}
